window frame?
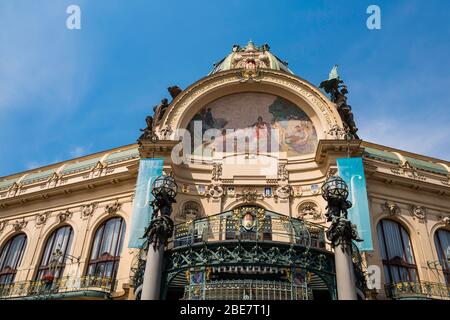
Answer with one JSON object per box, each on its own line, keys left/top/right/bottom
{"left": 377, "top": 219, "right": 419, "bottom": 284}
{"left": 86, "top": 217, "right": 126, "bottom": 282}
{"left": 35, "top": 225, "right": 74, "bottom": 281}
{"left": 0, "top": 233, "right": 27, "bottom": 285}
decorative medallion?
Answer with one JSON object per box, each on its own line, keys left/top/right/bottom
{"left": 105, "top": 200, "right": 121, "bottom": 215}
{"left": 81, "top": 202, "right": 98, "bottom": 218}
{"left": 207, "top": 185, "right": 224, "bottom": 199}
{"left": 13, "top": 218, "right": 27, "bottom": 231}
{"left": 310, "top": 184, "right": 320, "bottom": 195}
{"left": 381, "top": 201, "right": 401, "bottom": 216}
{"left": 58, "top": 209, "right": 72, "bottom": 223}
{"left": 36, "top": 212, "right": 50, "bottom": 226}
{"left": 298, "top": 202, "right": 322, "bottom": 220}
{"left": 410, "top": 205, "right": 426, "bottom": 222}
{"left": 275, "top": 185, "right": 292, "bottom": 199}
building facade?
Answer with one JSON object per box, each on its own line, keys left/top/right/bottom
{"left": 0, "top": 42, "right": 449, "bottom": 300}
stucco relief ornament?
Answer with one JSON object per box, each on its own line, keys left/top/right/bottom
{"left": 36, "top": 212, "right": 50, "bottom": 226}
{"left": 212, "top": 163, "right": 222, "bottom": 181}
{"left": 8, "top": 182, "right": 20, "bottom": 197}
{"left": 326, "top": 125, "right": 347, "bottom": 140}
{"left": 381, "top": 201, "right": 401, "bottom": 216}
{"left": 207, "top": 185, "right": 224, "bottom": 199}
{"left": 410, "top": 205, "right": 426, "bottom": 222}
{"left": 298, "top": 202, "right": 322, "bottom": 220}
{"left": 0, "top": 221, "right": 6, "bottom": 233}
{"left": 47, "top": 173, "right": 60, "bottom": 188}
{"left": 105, "top": 200, "right": 121, "bottom": 215}
{"left": 13, "top": 219, "right": 27, "bottom": 231}
{"left": 58, "top": 209, "right": 72, "bottom": 223}
{"left": 275, "top": 185, "right": 292, "bottom": 200}
{"left": 236, "top": 189, "right": 264, "bottom": 202}
{"left": 442, "top": 216, "right": 450, "bottom": 226}
{"left": 277, "top": 164, "right": 288, "bottom": 182}
{"left": 81, "top": 202, "right": 98, "bottom": 218}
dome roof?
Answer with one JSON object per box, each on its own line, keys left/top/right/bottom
{"left": 209, "top": 41, "right": 293, "bottom": 75}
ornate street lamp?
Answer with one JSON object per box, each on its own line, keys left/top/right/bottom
{"left": 321, "top": 175, "right": 361, "bottom": 300}
{"left": 140, "top": 175, "right": 177, "bottom": 300}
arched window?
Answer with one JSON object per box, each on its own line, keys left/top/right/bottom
{"left": 0, "top": 234, "right": 27, "bottom": 285}
{"left": 377, "top": 219, "right": 418, "bottom": 283}
{"left": 36, "top": 226, "right": 73, "bottom": 281}
{"left": 434, "top": 229, "right": 450, "bottom": 286}
{"left": 87, "top": 217, "right": 125, "bottom": 281}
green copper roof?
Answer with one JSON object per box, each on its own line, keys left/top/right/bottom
{"left": 363, "top": 147, "right": 401, "bottom": 164}
{"left": 0, "top": 178, "right": 19, "bottom": 191}
{"left": 21, "top": 169, "right": 56, "bottom": 185}
{"left": 60, "top": 157, "right": 102, "bottom": 175}
{"left": 404, "top": 156, "right": 449, "bottom": 175}
{"left": 105, "top": 148, "right": 139, "bottom": 165}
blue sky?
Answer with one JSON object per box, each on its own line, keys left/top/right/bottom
{"left": 0, "top": 0, "right": 449, "bottom": 177}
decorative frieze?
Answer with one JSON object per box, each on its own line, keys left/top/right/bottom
{"left": 236, "top": 189, "right": 264, "bottom": 202}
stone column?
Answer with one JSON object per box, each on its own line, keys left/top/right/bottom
{"left": 141, "top": 241, "right": 166, "bottom": 300}
{"left": 327, "top": 217, "right": 359, "bottom": 300}
{"left": 140, "top": 214, "right": 174, "bottom": 300}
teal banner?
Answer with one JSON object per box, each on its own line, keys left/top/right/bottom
{"left": 128, "top": 158, "right": 164, "bottom": 249}
{"left": 337, "top": 158, "right": 373, "bottom": 251}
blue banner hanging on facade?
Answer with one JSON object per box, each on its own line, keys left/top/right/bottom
{"left": 337, "top": 157, "right": 373, "bottom": 251}
{"left": 128, "top": 158, "right": 164, "bottom": 249}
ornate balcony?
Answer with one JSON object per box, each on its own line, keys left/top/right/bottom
{"left": 385, "top": 281, "right": 450, "bottom": 300}
{"left": 0, "top": 275, "right": 117, "bottom": 300}
{"left": 171, "top": 208, "right": 327, "bottom": 249}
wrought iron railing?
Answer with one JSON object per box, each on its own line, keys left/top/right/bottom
{"left": 0, "top": 275, "right": 117, "bottom": 300}
{"left": 385, "top": 281, "right": 450, "bottom": 300}
{"left": 183, "top": 279, "right": 312, "bottom": 300}
{"left": 171, "top": 209, "right": 327, "bottom": 250}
